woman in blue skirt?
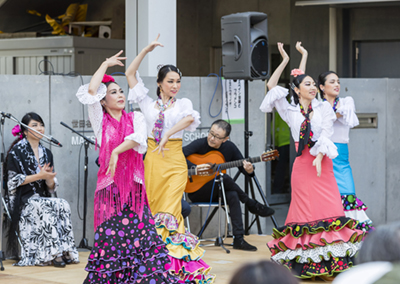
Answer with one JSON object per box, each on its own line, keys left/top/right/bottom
{"left": 317, "top": 70, "right": 373, "bottom": 232}
{"left": 296, "top": 43, "right": 373, "bottom": 232}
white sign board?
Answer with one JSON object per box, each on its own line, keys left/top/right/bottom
{"left": 222, "top": 79, "right": 245, "bottom": 124}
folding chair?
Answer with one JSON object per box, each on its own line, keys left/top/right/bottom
{"left": 185, "top": 173, "right": 232, "bottom": 253}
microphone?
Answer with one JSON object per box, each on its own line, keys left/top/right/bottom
{"left": 0, "top": 111, "right": 11, "bottom": 118}
{"left": 50, "top": 136, "right": 63, "bottom": 147}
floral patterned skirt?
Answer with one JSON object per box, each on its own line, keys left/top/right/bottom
{"left": 16, "top": 196, "right": 79, "bottom": 266}
{"left": 84, "top": 205, "right": 179, "bottom": 283}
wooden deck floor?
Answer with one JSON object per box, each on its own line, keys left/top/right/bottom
{"left": 0, "top": 234, "right": 329, "bottom": 284}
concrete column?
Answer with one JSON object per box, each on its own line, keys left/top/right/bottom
{"left": 125, "top": 0, "right": 177, "bottom": 76}
{"left": 329, "top": 7, "right": 337, "bottom": 72}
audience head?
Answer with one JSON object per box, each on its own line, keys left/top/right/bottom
{"left": 357, "top": 222, "right": 400, "bottom": 264}
{"left": 229, "top": 260, "right": 299, "bottom": 284}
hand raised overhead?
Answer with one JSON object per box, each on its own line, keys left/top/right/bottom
{"left": 295, "top": 41, "right": 308, "bottom": 55}
{"left": 145, "top": 34, "right": 164, "bottom": 53}
{"left": 105, "top": 50, "right": 127, "bottom": 67}
{"left": 277, "top": 42, "right": 289, "bottom": 61}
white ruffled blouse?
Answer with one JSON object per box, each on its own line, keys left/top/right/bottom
{"left": 331, "top": 97, "right": 359, "bottom": 144}
{"left": 75, "top": 84, "right": 148, "bottom": 154}
{"left": 127, "top": 71, "right": 201, "bottom": 139}
{"left": 260, "top": 86, "right": 338, "bottom": 159}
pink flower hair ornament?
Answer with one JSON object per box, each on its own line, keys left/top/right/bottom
{"left": 291, "top": 69, "right": 305, "bottom": 78}
{"left": 102, "top": 74, "right": 115, "bottom": 84}
{"left": 12, "top": 124, "right": 23, "bottom": 139}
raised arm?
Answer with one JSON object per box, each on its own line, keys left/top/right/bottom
{"left": 266, "top": 42, "right": 289, "bottom": 90}
{"left": 88, "top": 50, "right": 126, "bottom": 96}
{"left": 125, "top": 34, "right": 164, "bottom": 89}
{"left": 296, "top": 41, "right": 308, "bottom": 73}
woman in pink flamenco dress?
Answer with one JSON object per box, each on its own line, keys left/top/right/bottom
{"left": 76, "top": 51, "right": 179, "bottom": 283}
{"left": 260, "top": 42, "right": 364, "bottom": 280}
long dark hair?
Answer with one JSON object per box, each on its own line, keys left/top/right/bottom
{"left": 317, "top": 71, "right": 338, "bottom": 99}
{"left": 6, "top": 112, "right": 45, "bottom": 159}
{"left": 291, "top": 74, "right": 314, "bottom": 105}
{"left": 156, "top": 65, "right": 182, "bottom": 97}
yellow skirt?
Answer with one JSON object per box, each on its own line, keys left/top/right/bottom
{"left": 144, "top": 138, "right": 187, "bottom": 234}
{"left": 144, "top": 138, "right": 215, "bottom": 283}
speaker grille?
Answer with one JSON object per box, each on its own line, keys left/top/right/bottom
{"left": 251, "top": 38, "right": 269, "bottom": 78}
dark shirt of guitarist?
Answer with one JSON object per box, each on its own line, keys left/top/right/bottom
{"left": 182, "top": 119, "right": 275, "bottom": 251}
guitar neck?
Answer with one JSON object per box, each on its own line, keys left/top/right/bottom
{"left": 187, "top": 156, "right": 261, "bottom": 175}
{"left": 220, "top": 156, "right": 261, "bottom": 171}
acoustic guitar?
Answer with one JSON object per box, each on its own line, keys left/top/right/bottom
{"left": 185, "top": 149, "right": 279, "bottom": 193}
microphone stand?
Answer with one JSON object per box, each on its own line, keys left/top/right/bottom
{"left": 7, "top": 114, "right": 63, "bottom": 147}
{"left": 60, "top": 122, "right": 95, "bottom": 250}
{"left": 0, "top": 113, "right": 8, "bottom": 271}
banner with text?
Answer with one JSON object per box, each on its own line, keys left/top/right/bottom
{"left": 222, "top": 78, "right": 245, "bottom": 124}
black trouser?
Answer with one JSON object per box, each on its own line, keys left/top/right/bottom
{"left": 188, "top": 174, "right": 249, "bottom": 236}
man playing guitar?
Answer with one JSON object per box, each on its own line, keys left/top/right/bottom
{"left": 183, "top": 119, "right": 275, "bottom": 251}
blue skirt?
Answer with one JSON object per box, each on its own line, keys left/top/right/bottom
{"left": 333, "top": 143, "right": 355, "bottom": 195}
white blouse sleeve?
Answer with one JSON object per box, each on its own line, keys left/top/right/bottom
{"left": 76, "top": 83, "right": 105, "bottom": 145}
{"left": 127, "top": 71, "right": 154, "bottom": 108}
{"left": 124, "top": 111, "right": 148, "bottom": 154}
{"left": 178, "top": 98, "right": 201, "bottom": 132}
{"left": 260, "top": 86, "right": 291, "bottom": 124}
{"left": 309, "top": 102, "right": 338, "bottom": 159}
{"left": 336, "top": 97, "right": 359, "bottom": 128}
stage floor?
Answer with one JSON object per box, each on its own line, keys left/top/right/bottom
{"left": 0, "top": 234, "right": 329, "bottom": 284}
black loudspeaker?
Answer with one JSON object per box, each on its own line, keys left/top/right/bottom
{"left": 221, "top": 12, "right": 269, "bottom": 80}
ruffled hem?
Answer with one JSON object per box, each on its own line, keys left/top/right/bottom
{"left": 341, "top": 195, "right": 374, "bottom": 232}
{"left": 271, "top": 241, "right": 361, "bottom": 264}
{"left": 309, "top": 136, "right": 338, "bottom": 159}
{"left": 166, "top": 257, "right": 215, "bottom": 284}
{"left": 275, "top": 254, "right": 355, "bottom": 279}
{"left": 76, "top": 83, "right": 107, "bottom": 104}
{"left": 84, "top": 206, "right": 178, "bottom": 283}
{"left": 272, "top": 217, "right": 361, "bottom": 239}
{"left": 154, "top": 212, "right": 214, "bottom": 283}
{"left": 128, "top": 71, "right": 149, "bottom": 104}
{"left": 260, "top": 85, "right": 289, "bottom": 113}
{"left": 268, "top": 226, "right": 364, "bottom": 253}
{"left": 341, "top": 194, "right": 367, "bottom": 211}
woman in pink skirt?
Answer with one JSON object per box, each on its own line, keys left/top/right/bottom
{"left": 260, "top": 42, "right": 364, "bottom": 280}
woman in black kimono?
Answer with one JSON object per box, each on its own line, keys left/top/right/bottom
{"left": 5, "top": 112, "right": 79, "bottom": 267}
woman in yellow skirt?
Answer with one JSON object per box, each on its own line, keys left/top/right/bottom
{"left": 126, "top": 34, "right": 215, "bottom": 283}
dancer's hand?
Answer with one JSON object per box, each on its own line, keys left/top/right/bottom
{"left": 145, "top": 34, "right": 164, "bottom": 53}
{"left": 278, "top": 42, "right": 289, "bottom": 62}
{"left": 296, "top": 41, "right": 308, "bottom": 55}
{"left": 152, "top": 136, "right": 169, "bottom": 157}
{"left": 312, "top": 153, "right": 323, "bottom": 177}
{"left": 106, "top": 151, "right": 119, "bottom": 178}
{"left": 105, "top": 50, "right": 127, "bottom": 67}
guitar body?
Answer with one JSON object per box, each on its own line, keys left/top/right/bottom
{"left": 185, "top": 151, "right": 227, "bottom": 193}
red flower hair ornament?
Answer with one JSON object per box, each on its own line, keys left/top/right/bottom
{"left": 12, "top": 124, "right": 23, "bottom": 139}
{"left": 290, "top": 69, "right": 305, "bottom": 78}
{"left": 102, "top": 74, "right": 115, "bottom": 84}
